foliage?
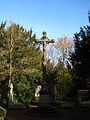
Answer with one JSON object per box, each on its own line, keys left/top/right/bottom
{"left": 0, "top": 22, "right": 42, "bottom": 107}
{"left": 46, "top": 60, "right": 56, "bottom": 101}
{"left": 54, "top": 59, "right": 72, "bottom": 100}
{"left": 46, "top": 59, "right": 72, "bottom": 101}
{"left": 46, "top": 37, "right": 73, "bottom": 101}
{"left": 69, "top": 26, "right": 90, "bottom": 90}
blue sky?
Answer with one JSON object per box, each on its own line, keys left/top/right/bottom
{"left": 0, "top": 0, "right": 90, "bottom": 41}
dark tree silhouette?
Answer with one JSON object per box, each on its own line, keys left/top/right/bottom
{"left": 70, "top": 26, "right": 90, "bottom": 90}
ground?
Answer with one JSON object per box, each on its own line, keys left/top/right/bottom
{"left": 6, "top": 108, "right": 90, "bottom": 120}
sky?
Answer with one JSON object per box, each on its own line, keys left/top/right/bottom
{"left": 0, "top": 0, "right": 90, "bottom": 41}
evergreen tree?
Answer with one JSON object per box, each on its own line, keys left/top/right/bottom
{"left": 0, "top": 22, "right": 9, "bottom": 107}
{"left": 70, "top": 26, "right": 90, "bottom": 90}
{"left": 0, "top": 22, "right": 42, "bottom": 107}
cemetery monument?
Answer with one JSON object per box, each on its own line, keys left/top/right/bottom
{"left": 35, "top": 31, "right": 55, "bottom": 107}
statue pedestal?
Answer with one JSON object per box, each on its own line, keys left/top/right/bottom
{"left": 27, "top": 83, "right": 62, "bottom": 117}
{"left": 38, "top": 82, "right": 50, "bottom": 107}
{"left": 39, "top": 94, "right": 50, "bottom": 107}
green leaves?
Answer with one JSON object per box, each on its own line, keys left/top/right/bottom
{"left": 0, "top": 22, "right": 42, "bottom": 106}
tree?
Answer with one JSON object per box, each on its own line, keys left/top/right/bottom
{"left": 46, "top": 60, "right": 57, "bottom": 101}
{"left": 53, "top": 36, "right": 73, "bottom": 100}
{"left": 54, "top": 59, "right": 72, "bottom": 100}
{"left": 47, "top": 44, "right": 56, "bottom": 65}
{"left": 0, "top": 22, "right": 9, "bottom": 107}
{"left": 55, "top": 36, "right": 73, "bottom": 84}
{"left": 0, "top": 22, "right": 42, "bottom": 107}
{"left": 55, "top": 36, "right": 74, "bottom": 64}
{"left": 70, "top": 26, "right": 90, "bottom": 90}
{"left": 46, "top": 36, "right": 73, "bottom": 101}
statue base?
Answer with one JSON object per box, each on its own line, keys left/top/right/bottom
{"left": 26, "top": 82, "right": 62, "bottom": 117}
{"left": 38, "top": 82, "right": 50, "bottom": 107}
{"left": 39, "top": 94, "right": 50, "bottom": 107}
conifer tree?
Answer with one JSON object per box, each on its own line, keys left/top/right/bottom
{"left": 70, "top": 26, "right": 90, "bottom": 90}
{"left": 0, "top": 22, "right": 42, "bottom": 106}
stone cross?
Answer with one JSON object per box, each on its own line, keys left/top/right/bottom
{"left": 35, "top": 32, "right": 54, "bottom": 82}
